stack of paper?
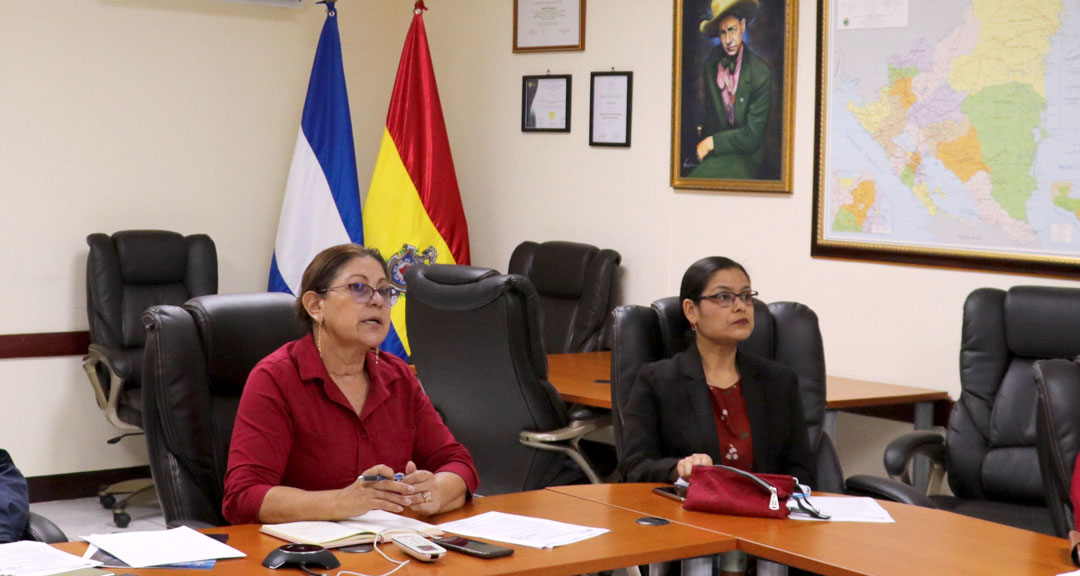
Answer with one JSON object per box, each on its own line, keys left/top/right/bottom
{"left": 0, "top": 541, "right": 105, "bottom": 576}
{"left": 437, "top": 511, "right": 609, "bottom": 549}
{"left": 262, "top": 510, "right": 442, "bottom": 548}
{"left": 81, "top": 526, "right": 245, "bottom": 568}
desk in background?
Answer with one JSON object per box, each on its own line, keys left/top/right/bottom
{"left": 55, "top": 488, "right": 733, "bottom": 576}
{"left": 548, "top": 483, "right": 1073, "bottom": 576}
{"left": 546, "top": 352, "right": 953, "bottom": 440}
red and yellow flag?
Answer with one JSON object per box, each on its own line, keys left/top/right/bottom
{"left": 363, "top": 1, "right": 470, "bottom": 359}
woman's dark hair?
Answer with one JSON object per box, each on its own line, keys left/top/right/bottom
{"left": 679, "top": 256, "right": 750, "bottom": 302}
{"left": 296, "top": 244, "right": 387, "bottom": 331}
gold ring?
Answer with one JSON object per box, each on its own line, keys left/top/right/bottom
{"left": 423, "top": 491, "right": 431, "bottom": 502}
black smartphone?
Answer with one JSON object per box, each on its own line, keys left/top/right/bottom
{"left": 432, "top": 536, "right": 514, "bottom": 559}
{"left": 652, "top": 484, "right": 688, "bottom": 502}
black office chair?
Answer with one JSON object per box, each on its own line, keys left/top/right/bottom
{"left": 83, "top": 230, "right": 218, "bottom": 527}
{"left": 508, "top": 241, "right": 621, "bottom": 353}
{"left": 141, "top": 293, "right": 303, "bottom": 526}
{"left": 881, "top": 286, "right": 1080, "bottom": 535}
{"left": 1034, "top": 357, "right": 1080, "bottom": 538}
{"left": 610, "top": 298, "right": 926, "bottom": 503}
{"left": 404, "top": 264, "right": 610, "bottom": 496}
{"left": 23, "top": 513, "right": 68, "bottom": 544}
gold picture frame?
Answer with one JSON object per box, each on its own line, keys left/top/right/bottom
{"left": 671, "top": 0, "right": 797, "bottom": 193}
{"left": 513, "top": 0, "right": 586, "bottom": 53}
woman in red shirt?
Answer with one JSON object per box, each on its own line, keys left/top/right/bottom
{"left": 223, "top": 244, "right": 478, "bottom": 524}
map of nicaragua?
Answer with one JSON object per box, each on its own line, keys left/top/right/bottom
{"left": 825, "top": 0, "right": 1079, "bottom": 257}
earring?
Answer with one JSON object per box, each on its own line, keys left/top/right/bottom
{"left": 314, "top": 321, "right": 324, "bottom": 358}
{"left": 374, "top": 348, "right": 380, "bottom": 365}
{"left": 691, "top": 323, "right": 697, "bottom": 332}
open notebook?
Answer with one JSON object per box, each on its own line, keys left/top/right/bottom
{"left": 261, "top": 510, "right": 443, "bottom": 548}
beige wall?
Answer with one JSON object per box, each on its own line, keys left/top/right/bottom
{"left": 1, "top": 0, "right": 1074, "bottom": 478}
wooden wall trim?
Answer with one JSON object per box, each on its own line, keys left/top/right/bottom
{"left": 0, "top": 331, "right": 90, "bottom": 360}
{"left": 28, "top": 466, "right": 151, "bottom": 503}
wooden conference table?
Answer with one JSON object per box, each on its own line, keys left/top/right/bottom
{"left": 548, "top": 483, "right": 1073, "bottom": 576}
{"left": 547, "top": 352, "right": 952, "bottom": 440}
{"left": 54, "top": 488, "right": 734, "bottom": 576}
{"left": 54, "top": 484, "right": 1073, "bottom": 576}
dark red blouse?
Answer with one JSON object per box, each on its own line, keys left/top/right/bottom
{"left": 222, "top": 334, "right": 478, "bottom": 524}
{"left": 708, "top": 380, "right": 755, "bottom": 472}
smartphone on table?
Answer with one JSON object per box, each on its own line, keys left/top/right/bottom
{"left": 652, "top": 484, "right": 688, "bottom": 502}
{"left": 432, "top": 535, "right": 514, "bottom": 558}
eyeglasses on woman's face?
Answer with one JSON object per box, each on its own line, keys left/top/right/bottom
{"left": 697, "top": 290, "right": 758, "bottom": 308}
{"left": 320, "top": 282, "right": 401, "bottom": 307}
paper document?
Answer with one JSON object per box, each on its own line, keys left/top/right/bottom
{"left": 83, "top": 526, "right": 245, "bottom": 568}
{"left": 262, "top": 510, "right": 441, "bottom": 547}
{"left": 437, "top": 511, "right": 608, "bottom": 549}
{"left": 787, "top": 496, "right": 895, "bottom": 523}
{"left": 0, "top": 541, "right": 102, "bottom": 576}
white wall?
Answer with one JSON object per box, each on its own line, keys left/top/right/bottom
{"left": 1, "top": 0, "right": 1074, "bottom": 478}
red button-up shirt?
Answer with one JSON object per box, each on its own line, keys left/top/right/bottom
{"left": 222, "top": 334, "right": 479, "bottom": 524}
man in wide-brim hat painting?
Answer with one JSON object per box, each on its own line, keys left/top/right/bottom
{"left": 689, "top": 0, "right": 771, "bottom": 180}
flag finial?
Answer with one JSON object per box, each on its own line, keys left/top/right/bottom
{"left": 414, "top": 1, "right": 427, "bottom": 15}
{"left": 317, "top": 0, "right": 337, "bottom": 16}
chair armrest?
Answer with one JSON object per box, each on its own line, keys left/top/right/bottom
{"left": 519, "top": 414, "right": 612, "bottom": 443}
{"left": 82, "top": 345, "right": 139, "bottom": 431}
{"left": 166, "top": 519, "right": 217, "bottom": 530}
{"left": 843, "top": 474, "right": 937, "bottom": 508}
{"left": 883, "top": 431, "right": 945, "bottom": 480}
{"left": 24, "top": 512, "right": 67, "bottom": 543}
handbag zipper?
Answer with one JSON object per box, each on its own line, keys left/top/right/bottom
{"left": 714, "top": 464, "right": 781, "bottom": 510}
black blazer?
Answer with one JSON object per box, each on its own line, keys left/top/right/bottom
{"left": 619, "top": 345, "right": 815, "bottom": 484}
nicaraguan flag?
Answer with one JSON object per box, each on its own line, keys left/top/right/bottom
{"left": 269, "top": 1, "right": 362, "bottom": 295}
{"left": 364, "top": 1, "right": 471, "bottom": 360}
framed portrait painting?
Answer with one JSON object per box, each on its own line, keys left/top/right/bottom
{"left": 671, "top": 0, "right": 797, "bottom": 193}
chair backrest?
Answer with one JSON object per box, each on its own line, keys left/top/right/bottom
{"left": 1033, "top": 358, "right": 1080, "bottom": 537}
{"left": 611, "top": 296, "right": 842, "bottom": 491}
{"left": 141, "top": 292, "right": 303, "bottom": 525}
{"left": 950, "top": 287, "right": 1080, "bottom": 506}
{"left": 85, "top": 230, "right": 217, "bottom": 393}
{"left": 508, "top": 240, "right": 621, "bottom": 353}
{"left": 405, "top": 264, "right": 579, "bottom": 495}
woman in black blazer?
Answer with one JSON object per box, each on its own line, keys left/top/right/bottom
{"left": 620, "top": 256, "right": 815, "bottom": 485}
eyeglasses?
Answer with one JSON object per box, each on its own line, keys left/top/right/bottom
{"left": 320, "top": 282, "right": 401, "bottom": 307}
{"left": 698, "top": 290, "right": 758, "bottom": 308}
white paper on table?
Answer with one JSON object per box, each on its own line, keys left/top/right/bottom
{"left": 0, "top": 541, "right": 101, "bottom": 576}
{"left": 787, "top": 496, "right": 895, "bottom": 523}
{"left": 437, "top": 511, "right": 608, "bottom": 549}
{"left": 1058, "top": 570, "right": 1080, "bottom": 576}
{"left": 84, "top": 525, "right": 245, "bottom": 568}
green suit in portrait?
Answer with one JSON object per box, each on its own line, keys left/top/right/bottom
{"left": 689, "top": 46, "right": 771, "bottom": 180}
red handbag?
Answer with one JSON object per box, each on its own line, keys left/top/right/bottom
{"left": 682, "top": 464, "right": 795, "bottom": 518}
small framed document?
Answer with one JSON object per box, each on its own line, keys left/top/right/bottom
{"left": 589, "top": 71, "right": 632, "bottom": 147}
{"left": 522, "top": 75, "right": 572, "bottom": 133}
{"left": 513, "top": 0, "right": 586, "bottom": 53}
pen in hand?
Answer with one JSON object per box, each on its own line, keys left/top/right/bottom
{"left": 358, "top": 473, "right": 405, "bottom": 482}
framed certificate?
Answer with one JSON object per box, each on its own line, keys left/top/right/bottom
{"left": 513, "top": 0, "right": 586, "bottom": 53}
{"left": 589, "top": 71, "right": 632, "bottom": 147}
{"left": 522, "top": 75, "right": 572, "bottom": 133}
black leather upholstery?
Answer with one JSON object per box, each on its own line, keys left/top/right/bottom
{"left": 405, "top": 264, "right": 591, "bottom": 495}
{"left": 1034, "top": 358, "right": 1080, "bottom": 537}
{"left": 611, "top": 297, "right": 842, "bottom": 491}
{"left": 23, "top": 512, "right": 67, "bottom": 544}
{"left": 85, "top": 230, "right": 218, "bottom": 428}
{"left": 508, "top": 241, "right": 621, "bottom": 353}
{"left": 881, "top": 286, "right": 1077, "bottom": 535}
{"left": 141, "top": 293, "right": 304, "bottom": 525}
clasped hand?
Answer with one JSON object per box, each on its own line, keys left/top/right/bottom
{"left": 343, "top": 461, "right": 439, "bottom": 516}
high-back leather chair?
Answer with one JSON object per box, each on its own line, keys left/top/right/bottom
{"left": 882, "top": 286, "right": 1080, "bottom": 535}
{"left": 508, "top": 241, "right": 621, "bottom": 353}
{"left": 405, "top": 264, "right": 608, "bottom": 496}
{"left": 141, "top": 293, "right": 303, "bottom": 526}
{"left": 611, "top": 297, "right": 842, "bottom": 491}
{"left": 83, "top": 230, "right": 217, "bottom": 526}
{"left": 1033, "top": 357, "right": 1080, "bottom": 537}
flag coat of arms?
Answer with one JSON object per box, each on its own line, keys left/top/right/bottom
{"left": 364, "top": 1, "right": 470, "bottom": 360}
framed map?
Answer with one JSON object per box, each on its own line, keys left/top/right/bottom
{"left": 812, "top": 0, "right": 1080, "bottom": 275}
